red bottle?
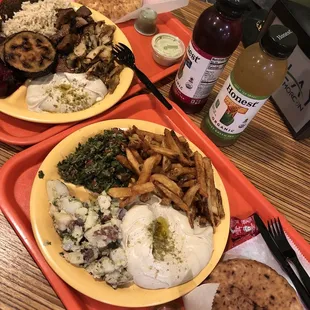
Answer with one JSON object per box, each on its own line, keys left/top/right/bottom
{"left": 169, "top": 0, "right": 249, "bottom": 114}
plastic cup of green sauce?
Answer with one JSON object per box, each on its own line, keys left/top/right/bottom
{"left": 151, "top": 33, "right": 185, "bottom": 67}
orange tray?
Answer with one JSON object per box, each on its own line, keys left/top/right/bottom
{"left": 0, "top": 12, "right": 191, "bottom": 146}
{"left": 0, "top": 94, "right": 309, "bottom": 310}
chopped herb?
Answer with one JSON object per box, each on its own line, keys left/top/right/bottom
{"left": 38, "top": 170, "right": 45, "bottom": 179}
{"left": 57, "top": 129, "right": 133, "bottom": 193}
{"left": 149, "top": 217, "right": 183, "bottom": 263}
{"left": 43, "top": 240, "right": 52, "bottom": 246}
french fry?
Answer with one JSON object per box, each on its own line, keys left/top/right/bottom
{"left": 153, "top": 166, "right": 164, "bottom": 174}
{"left": 179, "top": 179, "right": 197, "bottom": 188}
{"left": 194, "top": 152, "right": 208, "bottom": 197}
{"left": 187, "top": 204, "right": 196, "bottom": 229}
{"left": 126, "top": 148, "right": 141, "bottom": 175}
{"left": 183, "top": 184, "right": 200, "bottom": 208}
{"left": 132, "top": 125, "right": 164, "bottom": 143}
{"left": 199, "top": 216, "right": 208, "bottom": 227}
{"left": 214, "top": 214, "right": 220, "bottom": 227}
{"left": 108, "top": 187, "right": 133, "bottom": 198}
{"left": 170, "top": 130, "right": 192, "bottom": 159}
{"left": 201, "top": 195, "right": 214, "bottom": 227}
{"left": 216, "top": 188, "right": 225, "bottom": 219}
{"left": 119, "top": 197, "right": 133, "bottom": 208}
{"left": 128, "top": 134, "right": 143, "bottom": 149}
{"left": 117, "top": 127, "right": 224, "bottom": 229}
{"left": 116, "top": 155, "right": 135, "bottom": 172}
{"left": 137, "top": 154, "right": 162, "bottom": 184}
{"left": 140, "top": 192, "right": 151, "bottom": 202}
{"left": 176, "top": 173, "right": 196, "bottom": 184}
{"left": 170, "top": 164, "right": 196, "bottom": 176}
{"left": 164, "top": 129, "right": 194, "bottom": 166}
{"left": 155, "top": 183, "right": 189, "bottom": 212}
{"left": 151, "top": 174, "right": 183, "bottom": 197}
{"left": 160, "top": 197, "right": 171, "bottom": 206}
{"left": 203, "top": 157, "right": 219, "bottom": 217}
{"left": 150, "top": 145, "right": 179, "bottom": 159}
{"left": 132, "top": 182, "right": 155, "bottom": 195}
{"left": 109, "top": 182, "right": 155, "bottom": 198}
{"left": 162, "top": 139, "right": 172, "bottom": 172}
{"left": 131, "top": 149, "right": 144, "bottom": 165}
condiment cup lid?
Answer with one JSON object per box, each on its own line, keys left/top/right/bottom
{"left": 151, "top": 33, "right": 185, "bottom": 60}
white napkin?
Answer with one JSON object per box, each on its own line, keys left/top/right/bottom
{"left": 115, "top": 0, "right": 189, "bottom": 23}
{"left": 183, "top": 234, "right": 310, "bottom": 310}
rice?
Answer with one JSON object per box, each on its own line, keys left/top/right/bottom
{"left": 2, "top": 0, "right": 71, "bottom": 38}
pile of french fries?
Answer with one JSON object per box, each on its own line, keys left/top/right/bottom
{"left": 108, "top": 126, "right": 225, "bottom": 229}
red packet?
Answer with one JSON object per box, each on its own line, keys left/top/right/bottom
{"left": 230, "top": 215, "right": 259, "bottom": 247}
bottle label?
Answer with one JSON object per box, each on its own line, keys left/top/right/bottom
{"left": 206, "top": 73, "right": 269, "bottom": 140}
{"left": 174, "top": 40, "right": 229, "bottom": 105}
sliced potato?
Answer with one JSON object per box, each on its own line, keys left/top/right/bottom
{"left": 183, "top": 184, "right": 200, "bottom": 208}
{"left": 161, "top": 139, "right": 172, "bottom": 172}
{"left": 116, "top": 154, "right": 134, "bottom": 172}
{"left": 132, "top": 182, "right": 155, "bottom": 195}
{"left": 137, "top": 154, "right": 162, "bottom": 184}
{"left": 150, "top": 145, "right": 179, "bottom": 159}
{"left": 155, "top": 183, "right": 188, "bottom": 212}
{"left": 126, "top": 148, "right": 141, "bottom": 175}
{"left": 216, "top": 188, "right": 225, "bottom": 219}
{"left": 164, "top": 129, "right": 194, "bottom": 166}
{"left": 160, "top": 197, "right": 171, "bottom": 206}
{"left": 151, "top": 174, "right": 183, "bottom": 197}
{"left": 132, "top": 125, "right": 164, "bottom": 143}
{"left": 140, "top": 192, "right": 151, "bottom": 202}
{"left": 179, "top": 179, "right": 197, "bottom": 188}
{"left": 108, "top": 187, "right": 132, "bottom": 198}
{"left": 203, "top": 157, "right": 219, "bottom": 217}
{"left": 194, "top": 152, "right": 208, "bottom": 197}
{"left": 170, "top": 130, "right": 192, "bottom": 158}
{"left": 131, "top": 149, "right": 144, "bottom": 165}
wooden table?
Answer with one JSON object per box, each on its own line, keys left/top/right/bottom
{"left": 0, "top": 1, "right": 309, "bottom": 309}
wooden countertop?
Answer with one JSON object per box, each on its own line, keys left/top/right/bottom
{"left": 0, "top": 1, "right": 309, "bottom": 309}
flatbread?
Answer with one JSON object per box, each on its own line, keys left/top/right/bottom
{"left": 78, "top": 0, "right": 142, "bottom": 21}
{"left": 205, "top": 259, "right": 303, "bottom": 310}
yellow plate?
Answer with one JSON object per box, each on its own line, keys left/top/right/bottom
{"left": 30, "top": 119, "right": 230, "bottom": 308}
{"left": 0, "top": 3, "right": 134, "bottom": 124}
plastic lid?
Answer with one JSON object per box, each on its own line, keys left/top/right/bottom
{"left": 216, "top": 0, "right": 250, "bottom": 19}
{"left": 260, "top": 25, "right": 298, "bottom": 59}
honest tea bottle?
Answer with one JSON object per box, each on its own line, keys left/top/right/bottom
{"left": 201, "top": 24, "right": 298, "bottom": 147}
{"left": 169, "top": 0, "right": 249, "bottom": 114}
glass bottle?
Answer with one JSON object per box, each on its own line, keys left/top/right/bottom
{"left": 201, "top": 24, "right": 298, "bottom": 147}
{"left": 169, "top": 0, "right": 249, "bottom": 114}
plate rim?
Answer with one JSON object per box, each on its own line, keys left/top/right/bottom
{"left": 0, "top": 3, "right": 134, "bottom": 124}
{"left": 30, "top": 119, "right": 230, "bottom": 307}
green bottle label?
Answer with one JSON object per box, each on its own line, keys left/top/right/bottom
{"left": 204, "top": 73, "right": 269, "bottom": 141}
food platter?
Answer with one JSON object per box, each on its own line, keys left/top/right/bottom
{"left": 0, "top": 3, "right": 134, "bottom": 124}
{"left": 30, "top": 119, "right": 230, "bottom": 307}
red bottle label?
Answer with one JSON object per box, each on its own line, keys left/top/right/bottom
{"left": 173, "top": 40, "right": 229, "bottom": 105}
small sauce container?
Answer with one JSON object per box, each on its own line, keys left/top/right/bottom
{"left": 134, "top": 8, "right": 157, "bottom": 36}
{"left": 151, "top": 33, "right": 185, "bottom": 67}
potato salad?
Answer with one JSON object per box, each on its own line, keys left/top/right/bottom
{"left": 47, "top": 180, "right": 132, "bottom": 288}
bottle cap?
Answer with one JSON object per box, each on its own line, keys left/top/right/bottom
{"left": 260, "top": 25, "right": 298, "bottom": 59}
{"left": 216, "top": 0, "right": 250, "bottom": 19}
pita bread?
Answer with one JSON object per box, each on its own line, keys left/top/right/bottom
{"left": 78, "top": 0, "right": 143, "bottom": 21}
{"left": 205, "top": 259, "right": 303, "bottom": 310}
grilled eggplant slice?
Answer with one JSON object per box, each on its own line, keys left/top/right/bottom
{"left": 4, "top": 31, "right": 56, "bottom": 78}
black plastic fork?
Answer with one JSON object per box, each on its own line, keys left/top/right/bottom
{"left": 112, "top": 43, "right": 172, "bottom": 110}
{"left": 268, "top": 218, "right": 310, "bottom": 293}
